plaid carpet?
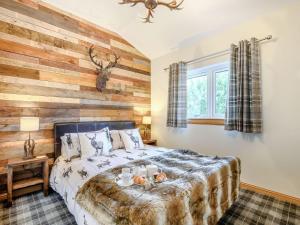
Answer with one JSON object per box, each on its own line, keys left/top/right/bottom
{"left": 0, "top": 189, "right": 299, "bottom": 225}
{"left": 218, "top": 189, "right": 299, "bottom": 225}
{"left": 0, "top": 191, "right": 76, "bottom": 225}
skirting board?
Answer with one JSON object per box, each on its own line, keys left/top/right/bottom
{"left": 241, "top": 182, "right": 300, "bottom": 206}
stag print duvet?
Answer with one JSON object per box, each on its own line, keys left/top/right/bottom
{"left": 50, "top": 145, "right": 169, "bottom": 225}
{"left": 50, "top": 146, "right": 240, "bottom": 225}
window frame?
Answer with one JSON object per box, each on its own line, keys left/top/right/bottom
{"left": 187, "top": 62, "right": 229, "bottom": 122}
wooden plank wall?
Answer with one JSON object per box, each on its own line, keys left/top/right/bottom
{"left": 0, "top": 0, "right": 151, "bottom": 168}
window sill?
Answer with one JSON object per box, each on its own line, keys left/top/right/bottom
{"left": 188, "top": 119, "right": 224, "bottom": 126}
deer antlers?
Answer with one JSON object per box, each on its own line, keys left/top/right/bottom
{"left": 106, "top": 52, "right": 120, "bottom": 70}
{"left": 157, "top": 0, "right": 184, "bottom": 10}
{"left": 88, "top": 46, "right": 120, "bottom": 72}
{"left": 89, "top": 47, "right": 103, "bottom": 70}
{"left": 143, "top": 7, "right": 155, "bottom": 23}
{"left": 119, "top": 0, "right": 184, "bottom": 23}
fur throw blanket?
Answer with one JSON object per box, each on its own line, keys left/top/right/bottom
{"left": 76, "top": 149, "right": 241, "bottom": 225}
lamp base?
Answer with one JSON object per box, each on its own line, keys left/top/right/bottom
{"left": 23, "top": 156, "right": 36, "bottom": 160}
{"left": 143, "top": 125, "right": 151, "bottom": 140}
{"left": 24, "top": 138, "right": 35, "bottom": 160}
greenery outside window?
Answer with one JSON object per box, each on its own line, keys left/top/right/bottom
{"left": 187, "top": 63, "right": 229, "bottom": 124}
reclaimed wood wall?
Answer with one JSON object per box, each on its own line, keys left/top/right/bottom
{"left": 0, "top": 0, "right": 151, "bottom": 167}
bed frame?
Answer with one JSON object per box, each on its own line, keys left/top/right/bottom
{"left": 53, "top": 121, "right": 136, "bottom": 159}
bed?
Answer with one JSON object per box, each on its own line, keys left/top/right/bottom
{"left": 50, "top": 121, "right": 241, "bottom": 225}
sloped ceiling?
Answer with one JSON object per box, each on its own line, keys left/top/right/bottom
{"left": 43, "top": 0, "right": 297, "bottom": 59}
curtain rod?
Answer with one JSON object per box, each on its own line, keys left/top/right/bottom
{"left": 163, "top": 35, "right": 273, "bottom": 71}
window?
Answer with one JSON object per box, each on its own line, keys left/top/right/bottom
{"left": 187, "top": 63, "right": 229, "bottom": 120}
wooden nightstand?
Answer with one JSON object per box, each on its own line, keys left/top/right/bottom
{"left": 7, "top": 156, "right": 49, "bottom": 206}
{"left": 0, "top": 167, "right": 8, "bottom": 201}
{"left": 143, "top": 139, "right": 157, "bottom": 146}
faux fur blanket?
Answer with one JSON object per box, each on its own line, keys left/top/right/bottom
{"left": 76, "top": 149, "right": 241, "bottom": 225}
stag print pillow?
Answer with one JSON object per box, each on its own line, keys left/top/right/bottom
{"left": 119, "top": 128, "right": 144, "bottom": 150}
{"left": 110, "top": 130, "right": 125, "bottom": 150}
{"left": 61, "top": 133, "right": 81, "bottom": 160}
{"left": 79, "top": 127, "right": 113, "bottom": 159}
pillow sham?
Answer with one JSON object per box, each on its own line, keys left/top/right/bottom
{"left": 79, "top": 127, "right": 112, "bottom": 158}
{"left": 119, "top": 128, "right": 144, "bottom": 150}
{"left": 61, "top": 133, "right": 81, "bottom": 160}
{"left": 110, "top": 130, "right": 125, "bottom": 150}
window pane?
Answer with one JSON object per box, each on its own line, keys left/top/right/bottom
{"left": 215, "top": 70, "right": 229, "bottom": 115}
{"left": 187, "top": 75, "right": 208, "bottom": 118}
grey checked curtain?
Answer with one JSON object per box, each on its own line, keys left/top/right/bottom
{"left": 167, "top": 62, "right": 187, "bottom": 128}
{"left": 225, "top": 38, "right": 262, "bottom": 133}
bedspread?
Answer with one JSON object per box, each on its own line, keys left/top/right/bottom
{"left": 75, "top": 149, "right": 241, "bottom": 225}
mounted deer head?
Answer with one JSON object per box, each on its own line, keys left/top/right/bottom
{"left": 88, "top": 46, "right": 120, "bottom": 92}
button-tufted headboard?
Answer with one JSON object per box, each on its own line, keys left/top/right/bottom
{"left": 53, "top": 121, "right": 136, "bottom": 160}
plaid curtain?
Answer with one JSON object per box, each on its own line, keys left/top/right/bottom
{"left": 225, "top": 38, "right": 262, "bottom": 133}
{"left": 167, "top": 62, "right": 187, "bottom": 128}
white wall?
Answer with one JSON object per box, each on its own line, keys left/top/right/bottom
{"left": 151, "top": 2, "right": 300, "bottom": 198}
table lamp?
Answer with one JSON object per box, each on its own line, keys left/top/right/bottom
{"left": 142, "top": 116, "right": 151, "bottom": 140}
{"left": 20, "top": 117, "right": 39, "bottom": 159}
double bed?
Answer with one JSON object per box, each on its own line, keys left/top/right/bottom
{"left": 50, "top": 121, "right": 241, "bottom": 225}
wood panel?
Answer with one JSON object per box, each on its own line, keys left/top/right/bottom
{"left": 0, "top": 63, "right": 39, "bottom": 79}
{"left": 0, "top": 38, "right": 78, "bottom": 65}
{"left": 0, "top": 0, "right": 151, "bottom": 185}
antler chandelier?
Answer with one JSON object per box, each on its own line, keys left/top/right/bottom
{"left": 119, "top": 0, "right": 184, "bottom": 23}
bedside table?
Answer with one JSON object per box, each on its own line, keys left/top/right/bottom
{"left": 7, "top": 156, "right": 49, "bottom": 206}
{"left": 143, "top": 139, "right": 157, "bottom": 146}
{"left": 0, "top": 167, "right": 8, "bottom": 201}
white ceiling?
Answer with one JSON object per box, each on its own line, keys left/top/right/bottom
{"left": 43, "top": 0, "right": 296, "bottom": 59}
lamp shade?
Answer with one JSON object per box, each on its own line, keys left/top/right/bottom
{"left": 142, "top": 116, "right": 151, "bottom": 125}
{"left": 20, "top": 117, "right": 39, "bottom": 131}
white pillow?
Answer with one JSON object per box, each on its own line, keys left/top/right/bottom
{"left": 119, "top": 128, "right": 144, "bottom": 150}
{"left": 79, "top": 127, "right": 112, "bottom": 158}
{"left": 110, "top": 130, "right": 125, "bottom": 150}
{"left": 61, "top": 133, "right": 81, "bottom": 160}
